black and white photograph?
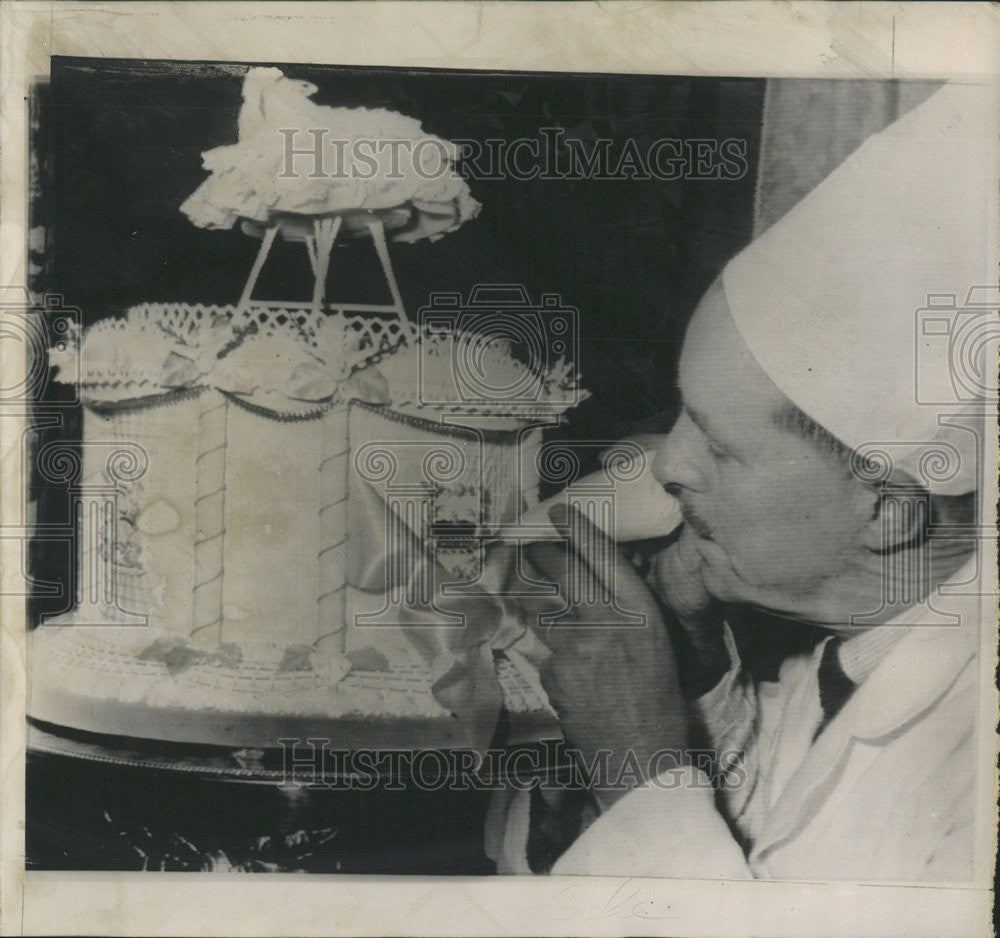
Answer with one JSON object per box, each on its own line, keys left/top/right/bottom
{"left": 2, "top": 3, "right": 998, "bottom": 936}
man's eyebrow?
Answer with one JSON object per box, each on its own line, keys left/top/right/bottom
{"left": 683, "top": 402, "right": 723, "bottom": 444}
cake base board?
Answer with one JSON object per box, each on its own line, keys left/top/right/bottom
{"left": 28, "top": 627, "right": 557, "bottom": 752}
{"left": 28, "top": 691, "right": 469, "bottom": 752}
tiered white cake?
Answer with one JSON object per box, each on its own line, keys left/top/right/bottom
{"left": 29, "top": 305, "right": 581, "bottom": 748}
{"left": 28, "top": 65, "right": 581, "bottom": 749}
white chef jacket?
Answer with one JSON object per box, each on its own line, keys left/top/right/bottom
{"left": 498, "top": 560, "right": 985, "bottom": 882}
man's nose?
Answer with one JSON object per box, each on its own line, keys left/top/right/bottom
{"left": 649, "top": 414, "right": 705, "bottom": 492}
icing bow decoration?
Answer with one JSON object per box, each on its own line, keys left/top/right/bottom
{"left": 49, "top": 304, "right": 395, "bottom": 415}
{"left": 346, "top": 464, "right": 561, "bottom": 753}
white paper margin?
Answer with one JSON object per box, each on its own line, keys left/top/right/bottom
{"left": 1, "top": 3, "right": 997, "bottom": 936}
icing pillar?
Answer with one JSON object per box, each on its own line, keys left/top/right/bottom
{"left": 316, "top": 403, "right": 349, "bottom": 653}
{"left": 192, "top": 390, "right": 228, "bottom": 648}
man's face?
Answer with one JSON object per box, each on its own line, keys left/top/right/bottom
{"left": 650, "top": 280, "right": 874, "bottom": 614}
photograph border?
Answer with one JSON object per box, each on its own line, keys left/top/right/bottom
{"left": 2, "top": 3, "right": 997, "bottom": 936}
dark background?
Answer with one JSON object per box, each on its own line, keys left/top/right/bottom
{"left": 30, "top": 57, "right": 763, "bottom": 623}
{"left": 36, "top": 57, "right": 763, "bottom": 424}
{"left": 27, "top": 58, "right": 766, "bottom": 872}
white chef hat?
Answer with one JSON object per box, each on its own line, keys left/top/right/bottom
{"left": 722, "top": 82, "right": 998, "bottom": 495}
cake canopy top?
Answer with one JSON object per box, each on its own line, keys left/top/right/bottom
{"left": 180, "top": 67, "right": 480, "bottom": 245}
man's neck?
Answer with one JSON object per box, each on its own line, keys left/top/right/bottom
{"left": 811, "top": 536, "right": 975, "bottom": 633}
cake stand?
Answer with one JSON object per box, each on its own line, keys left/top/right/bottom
{"left": 27, "top": 708, "right": 565, "bottom": 874}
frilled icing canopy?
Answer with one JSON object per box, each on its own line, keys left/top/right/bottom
{"left": 180, "top": 67, "right": 480, "bottom": 244}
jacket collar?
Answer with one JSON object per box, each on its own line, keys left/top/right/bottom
{"left": 842, "top": 557, "right": 981, "bottom": 740}
{"left": 751, "top": 558, "right": 982, "bottom": 860}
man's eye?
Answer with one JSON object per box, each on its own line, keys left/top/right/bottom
{"left": 707, "top": 440, "right": 730, "bottom": 461}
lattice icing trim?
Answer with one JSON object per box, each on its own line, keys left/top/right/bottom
{"left": 363, "top": 328, "right": 588, "bottom": 416}
{"left": 50, "top": 302, "right": 400, "bottom": 407}
{"left": 56, "top": 308, "right": 587, "bottom": 415}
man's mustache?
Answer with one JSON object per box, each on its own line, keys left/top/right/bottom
{"left": 664, "top": 483, "right": 714, "bottom": 540}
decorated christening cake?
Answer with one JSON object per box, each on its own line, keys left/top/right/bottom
{"left": 28, "top": 68, "right": 583, "bottom": 750}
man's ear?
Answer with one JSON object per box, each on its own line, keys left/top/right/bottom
{"left": 860, "top": 482, "right": 931, "bottom": 552}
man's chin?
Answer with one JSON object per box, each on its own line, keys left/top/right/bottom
{"left": 696, "top": 544, "right": 818, "bottom": 617}
{"left": 698, "top": 563, "right": 739, "bottom": 603}
{"left": 692, "top": 538, "right": 755, "bottom": 604}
